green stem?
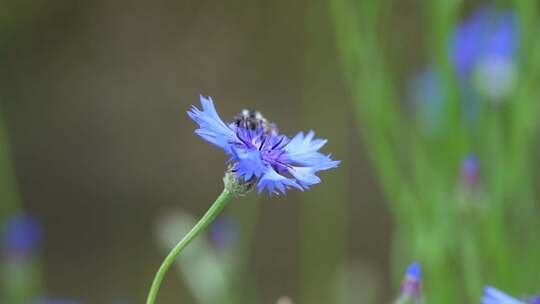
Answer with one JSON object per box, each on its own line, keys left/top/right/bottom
{"left": 146, "top": 188, "right": 233, "bottom": 304}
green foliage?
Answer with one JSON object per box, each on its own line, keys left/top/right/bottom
{"left": 329, "top": 0, "right": 540, "bottom": 302}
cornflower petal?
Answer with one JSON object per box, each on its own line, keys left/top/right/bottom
{"left": 257, "top": 167, "right": 301, "bottom": 195}
{"left": 288, "top": 166, "right": 321, "bottom": 189}
{"left": 187, "top": 95, "right": 237, "bottom": 154}
{"left": 232, "top": 147, "right": 266, "bottom": 181}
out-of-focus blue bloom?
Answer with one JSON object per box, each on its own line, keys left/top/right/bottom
{"left": 529, "top": 297, "right": 540, "bottom": 304}
{"left": 481, "top": 286, "right": 525, "bottom": 304}
{"left": 460, "top": 154, "right": 480, "bottom": 188}
{"left": 451, "top": 6, "right": 519, "bottom": 101}
{"left": 394, "top": 262, "right": 422, "bottom": 304}
{"left": 524, "top": 296, "right": 540, "bottom": 304}
{"left": 451, "top": 7, "right": 518, "bottom": 79}
{"left": 188, "top": 95, "right": 340, "bottom": 195}
{"left": 401, "top": 262, "right": 421, "bottom": 297}
{"left": 2, "top": 214, "right": 42, "bottom": 259}
{"left": 408, "top": 67, "right": 448, "bottom": 134}
{"left": 409, "top": 66, "right": 480, "bottom": 133}
{"left": 208, "top": 215, "right": 238, "bottom": 251}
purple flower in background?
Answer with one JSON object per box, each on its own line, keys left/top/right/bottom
{"left": 2, "top": 214, "right": 42, "bottom": 259}
{"left": 525, "top": 296, "right": 540, "bottom": 304}
{"left": 530, "top": 297, "right": 540, "bottom": 304}
{"left": 451, "top": 6, "right": 519, "bottom": 101}
{"left": 451, "top": 7, "right": 518, "bottom": 79}
{"left": 208, "top": 215, "right": 238, "bottom": 251}
{"left": 188, "top": 95, "right": 339, "bottom": 195}
{"left": 460, "top": 154, "right": 480, "bottom": 188}
{"left": 482, "top": 286, "right": 525, "bottom": 304}
{"left": 401, "top": 262, "right": 421, "bottom": 297}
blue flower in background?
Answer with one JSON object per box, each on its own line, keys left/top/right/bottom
{"left": 408, "top": 67, "right": 448, "bottom": 134}
{"left": 482, "top": 286, "right": 525, "bottom": 304}
{"left": 451, "top": 6, "right": 519, "bottom": 101}
{"left": 460, "top": 154, "right": 480, "bottom": 188}
{"left": 401, "top": 262, "right": 422, "bottom": 297}
{"left": 188, "top": 95, "right": 339, "bottom": 195}
{"left": 2, "top": 214, "right": 42, "bottom": 259}
{"left": 408, "top": 66, "right": 480, "bottom": 133}
{"left": 526, "top": 296, "right": 540, "bottom": 304}
{"left": 209, "top": 215, "right": 238, "bottom": 251}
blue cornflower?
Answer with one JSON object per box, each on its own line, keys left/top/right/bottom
{"left": 451, "top": 6, "right": 519, "bottom": 101}
{"left": 401, "top": 262, "right": 421, "bottom": 297}
{"left": 2, "top": 214, "right": 42, "bottom": 259}
{"left": 188, "top": 95, "right": 339, "bottom": 195}
{"left": 394, "top": 262, "right": 422, "bottom": 304}
{"left": 460, "top": 154, "right": 480, "bottom": 188}
{"left": 482, "top": 286, "right": 525, "bottom": 304}
{"left": 451, "top": 7, "right": 518, "bottom": 79}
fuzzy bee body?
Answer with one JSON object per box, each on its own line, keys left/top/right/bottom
{"left": 232, "top": 109, "right": 277, "bottom": 134}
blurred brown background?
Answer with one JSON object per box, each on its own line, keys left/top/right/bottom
{"left": 0, "top": 0, "right": 394, "bottom": 302}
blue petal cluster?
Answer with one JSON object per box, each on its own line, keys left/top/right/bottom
{"left": 2, "top": 214, "right": 42, "bottom": 258}
{"left": 188, "top": 95, "right": 340, "bottom": 194}
{"left": 482, "top": 286, "right": 526, "bottom": 304}
{"left": 482, "top": 286, "right": 540, "bottom": 304}
{"left": 460, "top": 154, "right": 480, "bottom": 187}
{"left": 406, "top": 262, "right": 421, "bottom": 280}
{"left": 451, "top": 6, "right": 519, "bottom": 80}
{"left": 401, "top": 262, "right": 421, "bottom": 297}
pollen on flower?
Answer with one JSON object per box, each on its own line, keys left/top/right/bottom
{"left": 188, "top": 95, "right": 339, "bottom": 195}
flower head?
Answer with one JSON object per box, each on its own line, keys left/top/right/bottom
{"left": 401, "top": 262, "right": 421, "bottom": 297}
{"left": 393, "top": 262, "right": 422, "bottom": 304}
{"left": 188, "top": 95, "right": 339, "bottom": 195}
{"left": 481, "top": 286, "right": 525, "bottom": 304}
{"left": 451, "top": 6, "right": 519, "bottom": 101}
{"left": 2, "top": 214, "right": 42, "bottom": 259}
{"left": 460, "top": 154, "right": 480, "bottom": 188}
{"left": 451, "top": 7, "right": 518, "bottom": 79}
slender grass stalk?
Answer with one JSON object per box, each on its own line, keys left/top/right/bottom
{"left": 301, "top": 2, "right": 349, "bottom": 303}
{"left": 146, "top": 189, "right": 233, "bottom": 304}
{"left": 0, "top": 110, "right": 45, "bottom": 302}
{"left": 0, "top": 111, "right": 21, "bottom": 220}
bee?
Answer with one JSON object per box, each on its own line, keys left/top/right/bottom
{"left": 232, "top": 109, "right": 277, "bottom": 134}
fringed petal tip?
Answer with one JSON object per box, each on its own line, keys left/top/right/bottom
{"left": 187, "top": 95, "right": 237, "bottom": 153}
{"left": 256, "top": 168, "right": 301, "bottom": 195}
